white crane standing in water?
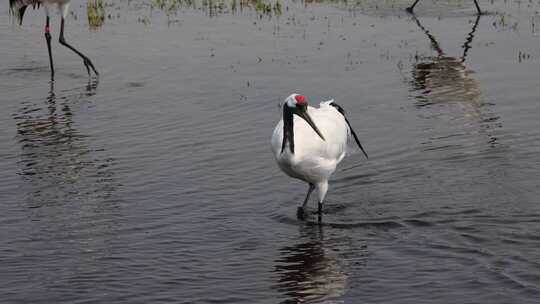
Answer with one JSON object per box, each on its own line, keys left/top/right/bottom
{"left": 406, "top": 0, "right": 483, "bottom": 15}
{"left": 271, "top": 94, "right": 369, "bottom": 222}
{"left": 9, "top": 0, "right": 99, "bottom": 79}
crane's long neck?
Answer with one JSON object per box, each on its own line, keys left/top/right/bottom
{"left": 281, "top": 106, "right": 295, "bottom": 154}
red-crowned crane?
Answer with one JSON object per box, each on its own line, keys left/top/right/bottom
{"left": 271, "top": 94, "right": 369, "bottom": 222}
{"left": 9, "top": 0, "right": 99, "bottom": 79}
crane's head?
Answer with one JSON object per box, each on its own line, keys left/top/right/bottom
{"left": 282, "top": 94, "right": 325, "bottom": 142}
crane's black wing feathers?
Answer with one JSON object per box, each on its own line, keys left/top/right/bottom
{"left": 330, "top": 101, "right": 369, "bottom": 159}
{"left": 9, "top": 0, "right": 40, "bottom": 25}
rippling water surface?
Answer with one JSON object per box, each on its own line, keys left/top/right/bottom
{"left": 1, "top": 0, "right": 540, "bottom": 303}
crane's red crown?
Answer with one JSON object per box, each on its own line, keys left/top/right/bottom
{"left": 294, "top": 95, "right": 306, "bottom": 104}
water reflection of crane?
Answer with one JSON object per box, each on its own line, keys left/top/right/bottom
{"left": 273, "top": 225, "right": 350, "bottom": 304}
{"left": 409, "top": 14, "right": 481, "bottom": 106}
{"left": 407, "top": 0, "right": 482, "bottom": 15}
{"left": 408, "top": 14, "right": 501, "bottom": 147}
{"left": 13, "top": 80, "right": 117, "bottom": 207}
{"left": 11, "top": 80, "right": 121, "bottom": 281}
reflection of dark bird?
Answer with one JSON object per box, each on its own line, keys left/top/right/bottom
{"left": 409, "top": 14, "right": 501, "bottom": 146}
{"left": 13, "top": 79, "right": 117, "bottom": 206}
{"left": 406, "top": 0, "right": 482, "bottom": 15}
{"left": 9, "top": 0, "right": 99, "bottom": 79}
{"left": 409, "top": 14, "right": 481, "bottom": 106}
{"left": 273, "top": 226, "right": 348, "bottom": 304}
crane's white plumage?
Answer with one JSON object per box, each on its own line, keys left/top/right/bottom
{"left": 272, "top": 100, "right": 346, "bottom": 193}
{"left": 271, "top": 93, "right": 368, "bottom": 221}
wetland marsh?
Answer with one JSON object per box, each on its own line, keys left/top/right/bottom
{"left": 1, "top": 0, "right": 540, "bottom": 303}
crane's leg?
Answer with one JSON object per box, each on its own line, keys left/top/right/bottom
{"left": 406, "top": 0, "right": 421, "bottom": 13}
{"left": 316, "top": 182, "right": 328, "bottom": 223}
{"left": 44, "top": 16, "right": 54, "bottom": 79}
{"left": 473, "top": 0, "right": 482, "bottom": 15}
{"left": 297, "top": 183, "right": 315, "bottom": 220}
{"left": 58, "top": 18, "right": 99, "bottom": 76}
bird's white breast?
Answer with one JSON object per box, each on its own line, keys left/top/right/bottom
{"left": 271, "top": 102, "right": 349, "bottom": 184}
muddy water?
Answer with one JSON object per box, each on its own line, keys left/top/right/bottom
{"left": 1, "top": 0, "right": 540, "bottom": 303}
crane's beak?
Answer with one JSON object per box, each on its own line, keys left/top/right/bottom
{"left": 297, "top": 109, "right": 325, "bottom": 141}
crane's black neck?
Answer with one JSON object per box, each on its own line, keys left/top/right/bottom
{"left": 281, "top": 106, "right": 295, "bottom": 154}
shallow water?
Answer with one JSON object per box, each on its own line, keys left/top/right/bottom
{"left": 1, "top": 0, "right": 540, "bottom": 303}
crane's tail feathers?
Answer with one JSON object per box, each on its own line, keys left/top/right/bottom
{"left": 320, "top": 99, "right": 335, "bottom": 107}
{"left": 330, "top": 101, "right": 369, "bottom": 159}
{"left": 9, "top": 0, "right": 40, "bottom": 25}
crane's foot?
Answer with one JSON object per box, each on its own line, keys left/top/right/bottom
{"left": 405, "top": 7, "right": 415, "bottom": 14}
{"left": 82, "top": 57, "right": 99, "bottom": 76}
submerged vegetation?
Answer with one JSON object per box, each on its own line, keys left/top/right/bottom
{"left": 87, "top": 0, "right": 106, "bottom": 29}
{"left": 152, "top": 0, "right": 282, "bottom": 17}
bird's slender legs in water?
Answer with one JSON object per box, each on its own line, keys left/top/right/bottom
{"left": 59, "top": 18, "right": 99, "bottom": 76}
{"left": 297, "top": 183, "right": 315, "bottom": 220}
{"left": 296, "top": 183, "right": 326, "bottom": 223}
{"left": 44, "top": 16, "right": 54, "bottom": 80}
{"left": 406, "top": 0, "right": 420, "bottom": 13}
{"left": 406, "top": 0, "right": 482, "bottom": 15}
{"left": 473, "top": 0, "right": 482, "bottom": 15}
{"left": 316, "top": 182, "right": 328, "bottom": 223}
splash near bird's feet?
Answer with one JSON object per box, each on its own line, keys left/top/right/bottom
{"left": 297, "top": 206, "right": 323, "bottom": 223}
